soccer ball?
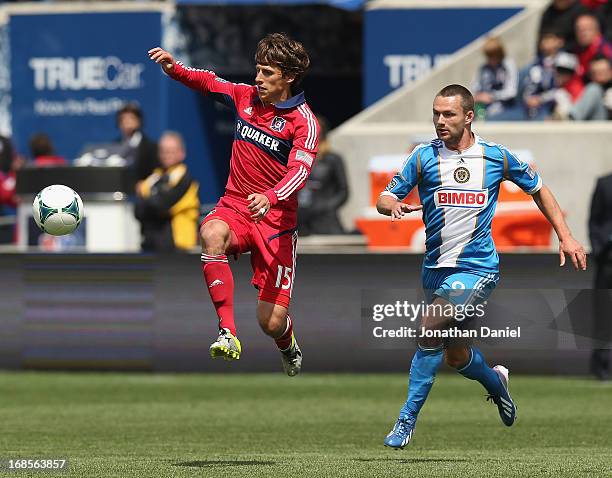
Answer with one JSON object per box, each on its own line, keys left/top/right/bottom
{"left": 33, "top": 185, "right": 84, "bottom": 236}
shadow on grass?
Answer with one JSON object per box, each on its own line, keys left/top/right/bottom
{"left": 174, "top": 460, "right": 275, "bottom": 468}
{"left": 356, "top": 457, "right": 470, "bottom": 464}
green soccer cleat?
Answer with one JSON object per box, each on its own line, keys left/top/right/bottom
{"left": 209, "top": 328, "right": 242, "bottom": 361}
{"left": 280, "top": 335, "right": 302, "bottom": 377}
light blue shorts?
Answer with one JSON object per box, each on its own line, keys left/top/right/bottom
{"left": 422, "top": 267, "right": 499, "bottom": 306}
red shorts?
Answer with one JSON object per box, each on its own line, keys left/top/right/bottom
{"left": 201, "top": 195, "right": 298, "bottom": 308}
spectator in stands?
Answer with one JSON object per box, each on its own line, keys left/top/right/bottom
{"left": 569, "top": 55, "right": 612, "bottom": 120}
{"left": 0, "top": 168, "right": 17, "bottom": 211}
{"left": 0, "top": 149, "right": 23, "bottom": 210}
{"left": 580, "top": 0, "right": 608, "bottom": 25}
{"left": 29, "top": 133, "right": 67, "bottom": 167}
{"left": 581, "top": 0, "right": 606, "bottom": 9}
{"left": 472, "top": 37, "right": 518, "bottom": 120}
{"left": 578, "top": 1, "right": 612, "bottom": 47}
{"left": 539, "top": 0, "right": 588, "bottom": 51}
{"left": 522, "top": 29, "right": 566, "bottom": 119}
{"left": 0, "top": 135, "right": 14, "bottom": 174}
{"left": 116, "top": 103, "right": 158, "bottom": 182}
{"left": 574, "top": 12, "right": 612, "bottom": 83}
{"left": 0, "top": 153, "right": 23, "bottom": 244}
{"left": 298, "top": 116, "right": 348, "bottom": 236}
{"left": 588, "top": 172, "right": 612, "bottom": 380}
{"left": 0, "top": 169, "right": 16, "bottom": 244}
{"left": 591, "top": 55, "right": 612, "bottom": 118}
{"left": 135, "top": 131, "right": 199, "bottom": 252}
{"left": 552, "top": 51, "right": 584, "bottom": 118}
{"left": 602, "top": 1, "right": 612, "bottom": 42}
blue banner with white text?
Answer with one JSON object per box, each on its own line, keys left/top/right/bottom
{"left": 364, "top": 8, "right": 521, "bottom": 106}
{"left": 10, "top": 12, "right": 164, "bottom": 161}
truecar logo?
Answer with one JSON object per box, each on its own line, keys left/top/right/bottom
{"left": 29, "top": 57, "right": 144, "bottom": 91}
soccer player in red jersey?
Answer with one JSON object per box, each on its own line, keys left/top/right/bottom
{"left": 148, "top": 33, "right": 319, "bottom": 375}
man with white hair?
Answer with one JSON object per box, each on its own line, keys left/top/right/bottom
{"left": 135, "top": 131, "right": 200, "bottom": 252}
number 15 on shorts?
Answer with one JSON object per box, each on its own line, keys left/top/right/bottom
{"left": 275, "top": 266, "right": 293, "bottom": 290}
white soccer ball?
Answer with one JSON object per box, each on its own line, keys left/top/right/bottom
{"left": 32, "top": 185, "right": 84, "bottom": 236}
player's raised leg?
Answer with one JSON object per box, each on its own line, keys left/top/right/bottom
{"left": 257, "top": 300, "right": 302, "bottom": 376}
{"left": 201, "top": 219, "right": 241, "bottom": 360}
{"left": 384, "top": 299, "right": 451, "bottom": 449}
{"left": 446, "top": 345, "right": 517, "bottom": 426}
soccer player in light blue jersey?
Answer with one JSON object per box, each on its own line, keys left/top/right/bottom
{"left": 377, "top": 84, "right": 587, "bottom": 449}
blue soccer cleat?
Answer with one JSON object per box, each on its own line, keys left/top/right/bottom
{"left": 384, "top": 416, "right": 416, "bottom": 449}
{"left": 486, "top": 365, "right": 517, "bottom": 427}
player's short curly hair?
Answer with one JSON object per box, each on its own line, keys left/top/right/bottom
{"left": 255, "top": 33, "right": 310, "bottom": 86}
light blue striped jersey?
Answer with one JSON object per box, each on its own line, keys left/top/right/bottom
{"left": 382, "top": 135, "right": 542, "bottom": 273}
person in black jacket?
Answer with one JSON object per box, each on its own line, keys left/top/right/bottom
{"left": 539, "top": 0, "right": 589, "bottom": 51}
{"left": 588, "top": 172, "right": 612, "bottom": 380}
{"left": 298, "top": 116, "right": 348, "bottom": 236}
{"left": 135, "top": 131, "right": 200, "bottom": 252}
{"left": 116, "top": 103, "right": 158, "bottom": 182}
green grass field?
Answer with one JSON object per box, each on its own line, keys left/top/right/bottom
{"left": 0, "top": 372, "right": 610, "bottom": 478}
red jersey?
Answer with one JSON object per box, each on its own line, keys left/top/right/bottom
{"left": 168, "top": 62, "right": 319, "bottom": 226}
{"left": 575, "top": 35, "right": 612, "bottom": 82}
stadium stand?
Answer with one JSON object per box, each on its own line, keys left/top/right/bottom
{"left": 331, "top": 0, "right": 612, "bottom": 251}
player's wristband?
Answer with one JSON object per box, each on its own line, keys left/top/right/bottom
{"left": 263, "top": 190, "right": 278, "bottom": 206}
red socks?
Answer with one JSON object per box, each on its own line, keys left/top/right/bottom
{"left": 201, "top": 253, "right": 294, "bottom": 348}
{"left": 201, "top": 253, "right": 236, "bottom": 335}
{"left": 274, "top": 315, "right": 294, "bottom": 351}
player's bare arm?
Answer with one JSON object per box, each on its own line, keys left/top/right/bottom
{"left": 376, "top": 194, "right": 422, "bottom": 221}
{"left": 532, "top": 185, "right": 587, "bottom": 271}
{"left": 147, "top": 47, "right": 174, "bottom": 73}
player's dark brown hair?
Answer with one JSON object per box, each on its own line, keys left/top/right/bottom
{"left": 255, "top": 33, "right": 310, "bottom": 86}
{"left": 436, "top": 84, "right": 475, "bottom": 114}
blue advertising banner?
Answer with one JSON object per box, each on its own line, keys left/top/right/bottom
{"left": 9, "top": 12, "right": 163, "bottom": 161}
{"left": 364, "top": 8, "right": 521, "bottom": 106}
